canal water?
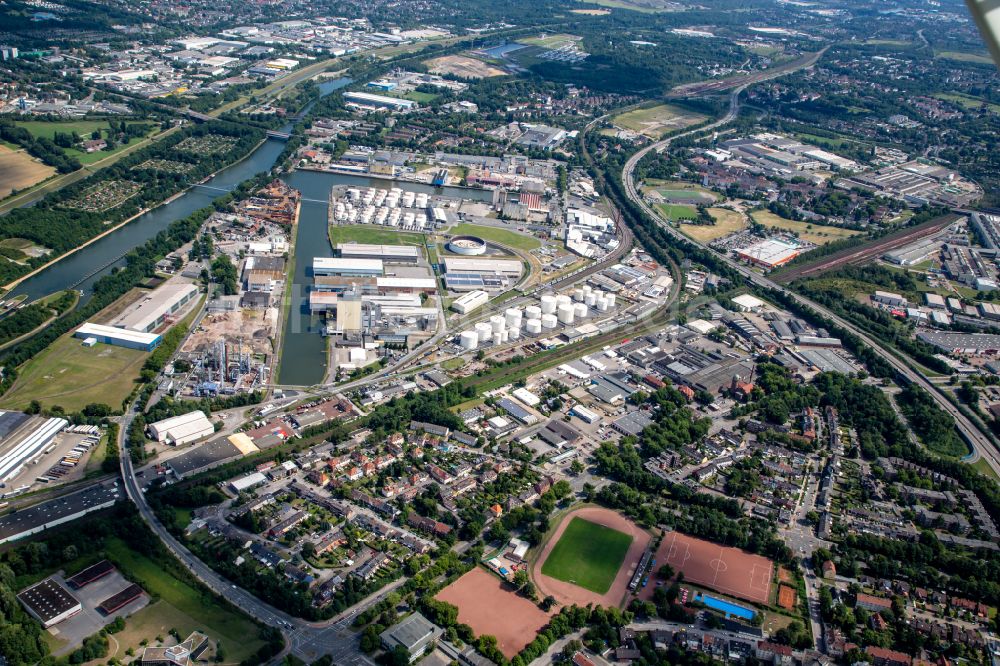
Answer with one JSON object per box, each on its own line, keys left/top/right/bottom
{"left": 8, "top": 77, "right": 354, "bottom": 303}
{"left": 3, "top": 74, "right": 497, "bottom": 387}
{"left": 275, "top": 170, "right": 492, "bottom": 386}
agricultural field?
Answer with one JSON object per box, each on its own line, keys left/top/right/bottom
{"left": 0, "top": 145, "right": 55, "bottom": 199}
{"left": 750, "top": 210, "right": 863, "bottom": 245}
{"left": 613, "top": 104, "right": 707, "bottom": 138}
{"left": 425, "top": 54, "right": 507, "bottom": 79}
{"left": 934, "top": 92, "right": 1000, "bottom": 114}
{"left": 0, "top": 332, "right": 148, "bottom": 412}
{"left": 329, "top": 225, "right": 427, "bottom": 246}
{"left": 450, "top": 223, "right": 541, "bottom": 251}
{"left": 61, "top": 179, "right": 142, "bottom": 213}
{"left": 175, "top": 134, "right": 238, "bottom": 155}
{"left": 135, "top": 158, "right": 196, "bottom": 174}
{"left": 540, "top": 516, "right": 632, "bottom": 594}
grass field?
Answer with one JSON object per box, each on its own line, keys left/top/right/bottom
{"left": 15, "top": 120, "right": 156, "bottom": 165}
{"left": 519, "top": 33, "right": 581, "bottom": 48}
{"left": 750, "top": 210, "right": 862, "bottom": 245}
{"left": 679, "top": 208, "right": 745, "bottom": 243}
{"left": 450, "top": 223, "right": 541, "bottom": 251}
{"left": 580, "top": 0, "right": 680, "bottom": 12}
{"left": 0, "top": 332, "right": 147, "bottom": 412}
{"left": 656, "top": 203, "right": 697, "bottom": 221}
{"left": 936, "top": 50, "right": 994, "bottom": 64}
{"left": 642, "top": 179, "right": 719, "bottom": 203}
{"left": 613, "top": 104, "right": 706, "bottom": 138}
{"left": 103, "top": 538, "right": 264, "bottom": 663}
{"left": 329, "top": 225, "right": 427, "bottom": 246}
{"left": 541, "top": 517, "right": 632, "bottom": 594}
{"left": 0, "top": 145, "right": 55, "bottom": 199}
{"left": 934, "top": 92, "right": 1000, "bottom": 114}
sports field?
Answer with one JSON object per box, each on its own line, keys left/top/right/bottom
{"left": 653, "top": 531, "right": 774, "bottom": 604}
{"left": 541, "top": 517, "right": 633, "bottom": 594}
{"left": 656, "top": 203, "right": 697, "bottom": 221}
{"left": 0, "top": 333, "right": 147, "bottom": 412}
{"left": 436, "top": 567, "right": 551, "bottom": 658}
{"left": 613, "top": 104, "right": 706, "bottom": 138}
{"left": 642, "top": 179, "right": 719, "bottom": 204}
{"left": 750, "top": 210, "right": 862, "bottom": 246}
{"left": 0, "top": 145, "right": 54, "bottom": 199}
{"left": 450, "top": 223, "right": 541, "bottom": 250}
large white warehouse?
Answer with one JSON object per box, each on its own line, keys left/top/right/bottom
{"left": 147, "top": 411, "right": 215, "bottom": 446}
{"left": 451, "top": 290, "right": 489, "bottom": 315}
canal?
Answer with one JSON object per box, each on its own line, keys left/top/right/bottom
{"left": 275, "top": 170, "right": 493, "bottom": 386}
{"left": 2, "top": 74, "right": 498, "bottom": 388}
{"left": 8, "top": 77, "right": 353, "bottom": 303}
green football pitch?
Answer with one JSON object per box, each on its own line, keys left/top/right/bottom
{"left": 541, "top": 517, "right": 633, "bottom": 594}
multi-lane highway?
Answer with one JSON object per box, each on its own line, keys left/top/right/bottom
{"left": 618, "top": 68, "right": 1000, "bottom": 479}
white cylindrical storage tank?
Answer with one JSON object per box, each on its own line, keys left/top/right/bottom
{"left": 541, "top": 313, "right": 558, "bottom": 329}
{"left": 490, "top": 315, "right": 505, "bottom": 334}
{"left": 557, "top": 304, "right": 575, "bottom": 325}
{"left": 573, "top": 289, "right": 585, "bottom": 302}
{"left": 525, "top": 319, "right": 542, "bottom": 334}
{"left": 505, "top": 308, "right": 522, "bottom": 327}
{"left": 493, "top": 332, "right": 502, "bottom": 345}
{"left": 556, "top": 294, "right": 572, "bottom": 307}
{"left": 540, "top": 294, "right": 557, "bottom": 315}
{"left": 596, "top": 297, "right": 609, "bottom": 312}
{"left": 574, "top": 303, "right": 588, "bottom": 319}
{"left": 476, "top": 322, "right": 492, "bottom": 342}
{"left": 583, "top": 284, "right": 593, "bottom": 295}
{"left": 606, "top": 293, "right": 617, "bottom": 307}
{"left": 460, "top": 331, "right": 479, "bottom": 350}
{"left": 525, "top": 305, "right": 542, "bottom": 319}
{"left": 585, "top": 292, "right": 597, "bottom": 307}
{"left": 509, "top": 326, "right": 521, "bottom": 340}
{"left": 500, "top": 329, "right": 509, "bottom": 343}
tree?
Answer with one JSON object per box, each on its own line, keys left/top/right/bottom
{"left": 513, "top": 569, "right": 530, "bottom": 589}
{"left": 391, "top": 645, "right": 411, "bottom": 666}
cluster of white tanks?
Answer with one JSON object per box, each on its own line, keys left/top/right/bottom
{"left": 458, "top": 307, "right": 526, "bottom": 350}
{"left": 331, "top": 187, "right": 434, "bottom": 230}
{"left": 457, "top": 285, "right": 618, "bottom": 351}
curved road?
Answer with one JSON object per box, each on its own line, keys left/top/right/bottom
{"left": 619, "top": 71, "right": 1000, "bottom": 478}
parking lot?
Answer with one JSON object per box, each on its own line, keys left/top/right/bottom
{"left": 48, "top": 570, "right": 148, "bottom": 655}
